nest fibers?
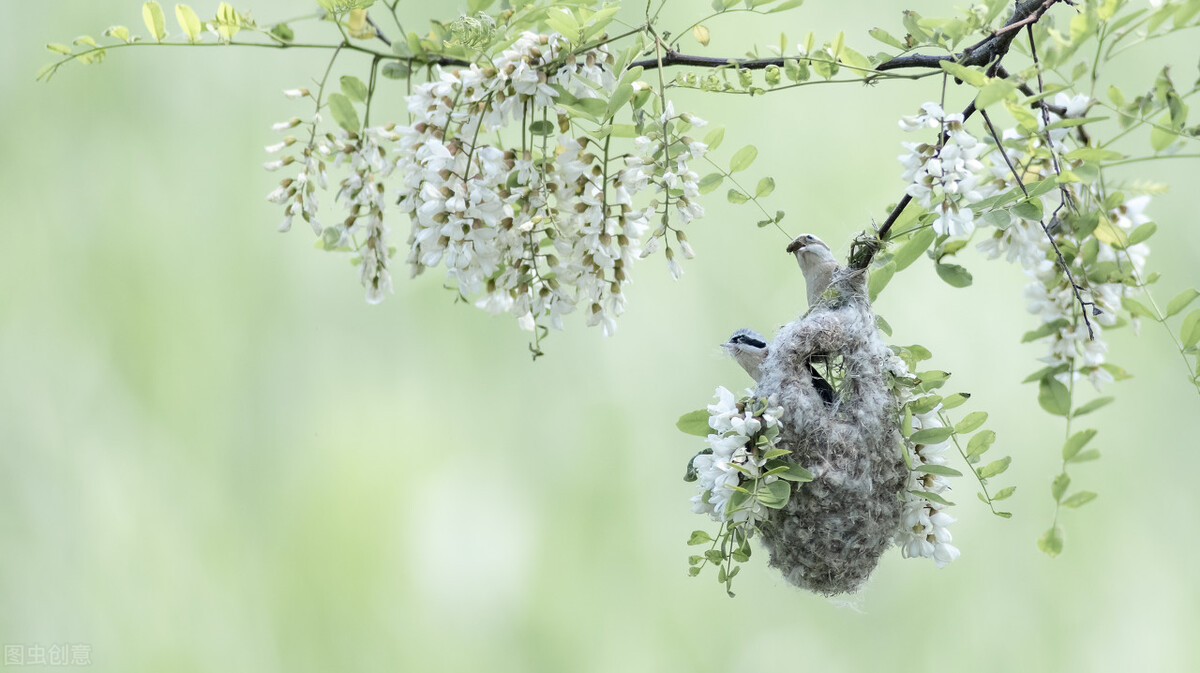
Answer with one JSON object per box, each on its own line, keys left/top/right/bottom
{"left": 754, "top": 265, "right": 907, "bottom": 596}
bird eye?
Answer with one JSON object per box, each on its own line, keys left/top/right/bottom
{"left": 805, "top": 234, "right": 816, "bottom": 241}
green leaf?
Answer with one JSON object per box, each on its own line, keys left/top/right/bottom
{"left": 1122, "top": 297, "right": 1157, "bottom": 320}
{"left": 676, "top": 409, "right": 711, "bottom": 436}
{"left": 1166, "top": 289, "right": 1200, "bottom": 318}
{"left": 838, "top": 46, "right": 872, "bottom": 72}
{"left": 914, "top": 464, "right": 963, "bottom": 477}
{"left": 1073, "top": 396, "right": 1114, "bottom": 417}
{"left": 340, "top": 75, "right": 369, "bottom": 103}
{"left": 1068, "top": 448, "right": 1100, "bottom": 463}
{"left": 940, "top": 61, "right": 987, "bottom": 87}
{"left": 618, "top": 66, "right": 644, "bottom": 87}
{"left": 175, "top": 4, "right": 202, "bottom": 42}
{"left": 966, "top": 430, "right": 996, "bottom": 459}
{"left": 757, "top": 480, "right": 792, "bottom": 509}
{"left": 1180, "top": 309, "right": 1200, "bottom": 348}
{"left": 215, "top": 2, "right": 240, "bottom": 42}
{"left": 606, "top": 83, "right": 635, "bottom": 117}
{"left": 1012, "top": 198, "right": 1044, "bottom": 221}
{"left": 935, "top": 262, "right": 973, "bottom": 288}
{"left": 381, "top": 61, "right": 410, "bottom": 80}
{"left": 692, "top": 24, "right": 710, "bottom": 46}
{"left": 1061, "top": 429, "right": 1097, "bottom": 461}
{"left": 688, "top": 530, "right": 713, "bottom": 545}
{"left": 868, "top": 261, "right": 895, "bottom": 302}
{"left": 940, "top": 392, "right": 970, "bottom": 410}
{"left": 1107, "top": 84, "right": 1125, "bottom": 107}
{"left": 703, "top": 126, "right": 725, "bottom": 151}
{"left": 46, "top": 43, "right": 72, "bottom": 55}
{"left": 1127, "top": 222, "right": 1157, "bottom": 246}
{"left": 528, "top": 120, "right": 554, "bottom": 136}
{"left": 992, "top": 486, "right": 1016, "bottom": 501}
{"left": 1043, "top": 117, "right": 1103, "bottom": 132}
{"left": 1022, "top": 319, "right": 1071, "bottom": 343}
{"left": 1037, "top": 376, "right": 1070, "bottom": 416}
{"left": 755, "top": 177, "right": 775, "bottom": 198}
{"left": 729, "top": 145, "right": 758, "bottom": 172}
{"left": 909, "top": 490, "right": 955, "bottom": 507}
{"left": 1038, "top": 526, "right": 1064, "bottom": 556}
{"left": 1150, "top": 112, "right": 1177, "bottom": 151}
{"left": 763, "top": 448, "right": 790, "bottom": 460}
{"left": 916, "top": 370, "right": 950, "bottom": 392}
{"left": 892, "top": 228, "right": 935, "bottom": 271}
{"left": 1065, "top": 147, "right": 1125, "bottom": 162}
{"left": 1100, "top": 363, "right": 1132, "bottom": 381}
{"left": 327, "top": 93, "right": 360, "bottom": 132}
{"left": 778, "top": 464, "right": 814, "bottom": 483}
{"left": 1051, "top": 474, "right": 1074, "bottom": 506}
{"left": 727, "top": 189, "right": 749, "bottom": 204}
{"left": 545, "top": 8, "right": 581, "bottom": 39}
{"left": 1061, "top": 491, "right": 1097, "bottom": 508}
{"left": 767, "top": 0, "right": 805, "bottom": 12}
{"left": 104, "top": 25, "right": 132, "bottom": 42}
{"left": 143, "top": 2, "right": 167, "bottom": 41}
{"left": 977, "top": 456, "right": 1011, "bottom": 479}
{"left": 875, "top": 313, "right": 893, "bottom": 337}
{"left": 868, "top": 27, "right": 905, "bottom": 49}
{"left": 698, "top": 173, "right": 723, "bottom": 194}
{"left": 910, "top": 427, "right": 954, "bottom": 444}
{"left": 269, "top": 22, "right": 294, "bottom": 42}
{"left": 954, "top": 411, "right": 988, "bottom": 434}
{"left": 976, "top": 78, "right": 1017, "bottom": 108}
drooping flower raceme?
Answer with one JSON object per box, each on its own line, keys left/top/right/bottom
{"left": 887, "top": 355, "right": 961, "bottom": 568}
{"left": 392, "top": 32, "right": 706, "bottom": 336}
{"left": 266, "top": 32, "right": 707, "bottom": 333}
{"left": 690, "top": 387, "right": 786, "bottom": 528}
{"left": 898, "top": 102, "right": 993, "bottom": 238}
{"left": 972, "top": 95, "right": 1152, "bottom": 390}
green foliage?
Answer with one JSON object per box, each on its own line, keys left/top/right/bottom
{"left": 142, "top": 2, "right": 167, "bottom": 42}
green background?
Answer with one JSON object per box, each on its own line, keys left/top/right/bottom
{"left": 3, "top": 1, "right": 1199, "bottom": 671}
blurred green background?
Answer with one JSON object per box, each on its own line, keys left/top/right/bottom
{"left": 3, "top": 1, "right": 1199, "bottom": 671}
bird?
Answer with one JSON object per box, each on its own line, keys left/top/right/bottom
{"left": 786, "top": 233, "right": 841, "bottom": 308}
{"left": 723, "top": 327, "right": 836, "bottom": 405}
{"left": 723, "top": 328, "right": 769, "bottom": 382}
{"left": 784, "top": 233, "right": 841, "bottom": 405}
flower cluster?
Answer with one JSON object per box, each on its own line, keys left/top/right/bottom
{"left": 973, "top": 93, "right": 1150, "bottom": 389}
{"left": 266, "top": 91, "right": 404, "bottom": 303}
{"left": 265, "top": 99, "right": 327, "bottom": 237}
{"left": 899, "top": 409, "right": 961, "bottom": 567}
{"left": 689, "top": 387, "right": 787, "bottom": 527}
{"left": 898, "top": 102, "right": 991, "bottom": 237}
{"left": 888, "top": 356, "right": 961, "bottom": 568}
{"left": 393, "top": 32, "right": 707, "bottom": 335}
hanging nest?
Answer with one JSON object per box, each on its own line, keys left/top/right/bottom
{"left": 754, "top": 264, "right": 907, "bottom": 596}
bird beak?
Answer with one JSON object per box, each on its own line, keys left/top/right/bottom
{"left": 786, "top": 236, "right": 808, "bottom": 255}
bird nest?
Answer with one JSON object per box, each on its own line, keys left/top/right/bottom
{"left": 753, "top": 266, "right": 907, "bottom": 595}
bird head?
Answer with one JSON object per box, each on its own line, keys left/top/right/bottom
{"left": 723, "top": 328, "right": 769, "bottom": 382}
{"left": 786, "top": 233, "right": 837, "bottom": 269}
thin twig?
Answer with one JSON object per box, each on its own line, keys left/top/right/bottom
{"left": 978, "top": 108, "right": 1097, "bottom": 339}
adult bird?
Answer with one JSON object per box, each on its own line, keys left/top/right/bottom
{"left": 785, "top": 233, "right": 842, "bottom": 405}
{"left": 786, "top": 233, "right": 841, "bottom": 308}
{"left": 723, "top": 327, "right": 836, "bottom": 406}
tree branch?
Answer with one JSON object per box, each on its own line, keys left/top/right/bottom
{"left": 876, "top": 0, "right": 1067, "bottom": 72}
